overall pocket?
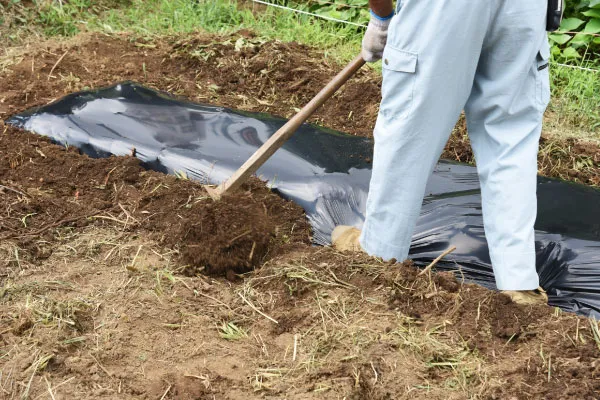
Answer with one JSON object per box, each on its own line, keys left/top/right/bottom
{"left": 535, "top": 42, "right": 551, "bottom": 111}
{"left": 380, "top": 46, "right": 418, "bottom": 121}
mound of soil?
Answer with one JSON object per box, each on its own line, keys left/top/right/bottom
{"left": 1, "top": 32, "right": 596, "bottom": 186}
{"left": 0, "top": 126, "right": 310, "bottom": 277}
{"left": 251, "top": 248, "right": 600, "bottom": 399}
{"left": 171, "top": 35, "right": 381, "bottom": 135}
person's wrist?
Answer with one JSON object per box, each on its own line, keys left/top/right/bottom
{"left": 369, "top": 9, "right": 393, "bottom": 26}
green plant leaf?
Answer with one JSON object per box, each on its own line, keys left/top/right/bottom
{"left": 337, "top": 9, "right": 355, "bottom": 20}
{"left": 571, "top": 32, "right": 594, "bottom": 45}
{"left": 582, "top": 9, "right": 600, "bottom": 18}
{"left": 583, "top": 18, "right": 600, "bottom": 33}
{"left": 562, "top": 46, "right": 582, "bottom": 58}
{"left": 548, "top": 33, "right": 572, "bottom": 44}
{"left": 322, "top": 9, "right": 343, "bottom": 19}
{"left": 590, "top": 0, "right": 600, "bottom": 7}
{"left": 560, "top": 17, "right": 586, "bottom": 31}
{"left": 551, "top": 44, "right": 562, "bottom": 56}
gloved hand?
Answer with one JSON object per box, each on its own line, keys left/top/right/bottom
{"left": 362, "top": 11, "right": 393, "bottom": 62}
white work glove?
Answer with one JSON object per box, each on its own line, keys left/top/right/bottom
{"left": 362, "top": 10, "right": 393, "bottom": 63}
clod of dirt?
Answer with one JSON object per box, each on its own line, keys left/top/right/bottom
{"left": 12, "top": 318, "right": 34, "bottom": 336}
{"left": 168, "top": 184, "right": 305, "bottom": 277}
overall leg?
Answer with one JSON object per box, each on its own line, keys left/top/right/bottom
{"left": 360, "top": 0, "right": 491, "bottom": 260}
{"left": 465, "top": 0, "right": 550, "bottom": 290}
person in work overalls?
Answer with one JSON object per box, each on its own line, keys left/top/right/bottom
{"left": 332, "top": 0, "right": 550, "bottom": 305}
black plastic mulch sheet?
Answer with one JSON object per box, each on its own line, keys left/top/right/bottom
{"left": 7, "top": 82, "right": 600, "bottom": 317}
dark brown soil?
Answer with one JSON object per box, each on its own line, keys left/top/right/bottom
{"left": 259, "top": 248, "right": 600, "bottom": 400}
{"left": 446, "top": 117, "right": 600, "bottom": 186}
{"left": 0, "top": 125, "right": 310, "bottom": 277}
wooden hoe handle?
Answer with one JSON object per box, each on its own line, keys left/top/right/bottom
{"left": 206, "top": 54, "right": 366, "bottom": 200}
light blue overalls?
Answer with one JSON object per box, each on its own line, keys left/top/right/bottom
{"left": 360, "top": 0, "right": 551, "bottom": 290}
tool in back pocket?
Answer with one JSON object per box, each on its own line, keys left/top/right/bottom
{"left": 547, "top": 0, "right": 565, "bottom": 32}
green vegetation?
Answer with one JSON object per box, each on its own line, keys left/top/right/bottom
{"left": 1, "top": 0, "right": 116, "bottom": 38}
{"left": 292, "top": 0, "right": 600, "bottom": 62}
{"left": 1, "top": 0, "right": 599, "bottom": 135}
{"left": 294, "top": 0, "right": 370, "bottom": 24}
{"left": 98, "top": 0, "right": 361, "bottom": 58}
{"left": 550, "top": 0, "right": 600, "bottom": 61}
{"left": 1, "top": 0, "right": 362, "bottom": 60}
{"left": 551, "top": 64, "right": 600, "bottom": 131}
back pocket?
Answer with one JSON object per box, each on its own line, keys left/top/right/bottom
{"left": 535, "top": 42, "right": 551, "bottom": 111}
{"left": 380, "top": 46, "right": 418, "bottom": 121}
